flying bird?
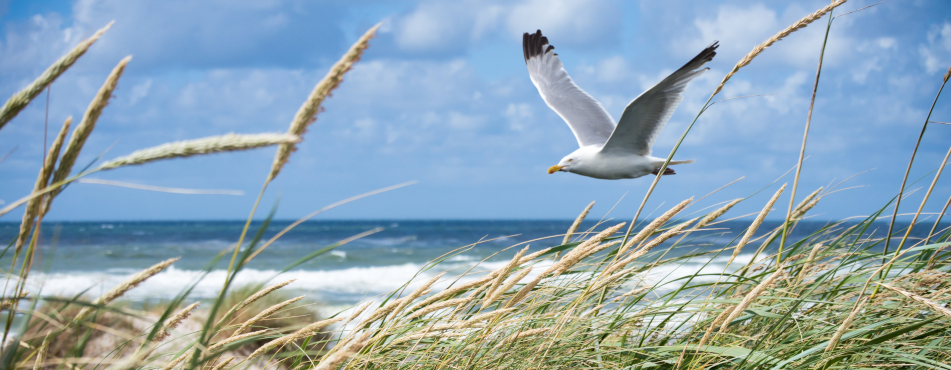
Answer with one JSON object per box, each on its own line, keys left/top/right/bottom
{"left": 523, "top": 30, "right": 718, "bottom": 179}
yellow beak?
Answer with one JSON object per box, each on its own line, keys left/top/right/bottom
{"left": 547, "top": 165, "right": 563, "bottom": 174}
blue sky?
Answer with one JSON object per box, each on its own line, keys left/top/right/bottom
{"left": 1, "top": 0, "right": 950, "bottom": 221}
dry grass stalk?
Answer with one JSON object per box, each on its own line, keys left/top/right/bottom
{"left": 483, "top": 267, "right": 532, "bottom": 308}
{"left": 718, "top": 265, "right": 784, "bottom": 332}
{"left": 33, "top": 339, "right": 49, "bottom": 370}
{"left": 634, "top": 218, "right": 697, "bottom": 256}
{"left": 581, "top": 240, "right": 623, "bottom": 262}
{"left": 602, "top": 218, "right": 695, "bottom": 280}
{"left": 696, "top": 199, "right": 742, "bottom": 229}
{"left": 406, "top": 298, "right": 472, "bottom": 320}
{"left": 391, "top": 273, "right": 444, "bottom": 319}
{"left": 711, "top": 0, "right": 847, "bottom": 97}
{"left": 825, "top": 297, "right": 867, "bottom": 353}
{"left": 797, "top": 243, "right": 824, "bottom": 282}
{"left": 160, "top": 351, "right": 188, "bottom": 370}
{"left": 563, "top": 201, "right": 595, "bottom": 245}
{"left": 344, "top": 301, "right": 374, "bottom": 325}
{"left": 233, "top": 295, "right": 304, "bottom": 335}
{"left": 518, "top": 247, "right": 553, "bottom": 264}
{"left": 699, "top": 307, "right": 734, "bottom": 346}
{"left": 493, "top": 327, "right": 552, "bottom": 349}
{"left": 104, "top": 345, "right": 155, "bottom": 370}
{"left": 406, "top": 274, "right": 494, "bottom": 315}
{"left": 16, "top": 116, "right": 73, "bottom": 251}
{"left": 548, "top": 223, "right": 627, "bottom": 277}
{"left": 0, "top": 22, "right": 113, "bottom": 130}
{"left": 74, "top": 257, "right": 178, "bottom": 323}
{"left": 268, "top": 24, "right": 380, "bottom": 182}
{"left": 98, "top": 133, "right": 300, "bottom": 170}
{"left": 312, "top": 331, "right": 372, "bottom": 370}
{"left": 43, "top": 56, "right": 132, "bottom": 213}
{"left": 483, "top": 247, "right": 529, "bottom": 309}
{"left": 209, "top": 357, "right": 233, "bottom": 370}
{"left": 462, "top": 308, "right": 516, "bottom": 327}
{"left": 589, "top": 266, "right": 638, "bottom": 293}
{"left": 876, "top": 282, "right": 951, "bottom": 318}
{"left": 154, "top": 302, "right": 199, "bottom": 342}
{"left": 622, "top": 286, "right": 651, "bottom": 297}
{"left": 727, "top": 184, "right": 786, "bottom": 266}
{"left": 282, "top": 316, "right": 346, "bottom": 343}
{"left": 619, "top": 198, "right": 691, "bottom": 255}
{"left": 217, "top": 279, "right": 295, "bottom": 325}
{"left": 793, "top": 187, "right": 822, "bottom": 214}
{"left": 356, "top": 290, "right": 429, "bottom": 329}
{"left": 391, "top": 331, "right": 467, "bottom": 345}
{"left": 945, "top": 66, "right": 951, "bottom": 83}
{"left": 792, "top": 198, "right": 820, "bottom": 220}
{"left": 788, "top": 187, "right": 822, "bottom": 221}
{"left": 206, "top": 329, "right": 267, "bottom": 353}
{"left": 602, "top": 246, "right": 654, "bottom": 281}
{"left": 502, "top": 225, "right": 627, "bottom": 308}
{"left": 245, "top": 317, "right": 345, "bottom": 362}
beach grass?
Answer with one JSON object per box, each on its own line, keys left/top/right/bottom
{"left": 2, "top": 1, "right": 951, "bottom": 369}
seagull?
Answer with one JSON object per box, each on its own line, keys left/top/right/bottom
{"left": 523, "top": 30, "right": 718, "bottom": 180}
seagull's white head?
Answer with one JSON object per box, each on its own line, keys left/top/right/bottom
{"left": 547, "top": 156, "right": 576, "bottom": 174}
{"left": 548, "top": 146, "right": 599, "bottom": 174}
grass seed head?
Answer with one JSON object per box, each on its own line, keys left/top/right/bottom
{"left": 0, "top": 21, "right": 112, "bottom": 130}
{"left": 563, "top": 201, "right": 595, "bottom": 245}
{"left": 712, "top": 0, "right": 847, "bottom": 97}
{"left": 44, "top": 56, "right": 131, "bottom": 213}
{"left": 16, "top": 116, "right": 73, "bottom": 251}
{"left": 154, "top": 302, "right": 199, "bottom": 342}
{"left": 620, "top": 198, "right": 692, "bottom": 254}
{"left": 313, "top": 331, "right": 372, "bottom": 370}
{"left": 728, "top": 184, "right": 786, "bottom": 265}
{"left": 98, "top": 133, "right": 300, "bottom": 170}
{"left": 268, "top": 24, "right": 379, "bottom": 182}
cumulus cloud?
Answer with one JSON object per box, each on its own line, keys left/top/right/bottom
{"left": 504, "top": 0, "right": 621, "bottom": 47}
{"left": 66, "top": 0, "right": 348, "bottom": 70}
{"left": 920, "top": 22, "right": 951, "bottom": 74}
{"left": 390, "top": 0, "right": 621, "bottom": 54}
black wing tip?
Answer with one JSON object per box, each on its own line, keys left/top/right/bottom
{"left": 700, "top": 41, "right": 719, "bottom": 62}
{"left": 680, "top": 40, "right": 719, "bottom": 71}
{"left": 522, "top": 29, "right": 553, "bottom": 63}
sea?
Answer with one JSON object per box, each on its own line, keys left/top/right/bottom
{"left": 0, "top": 220, "right": 937, "bottom": 315}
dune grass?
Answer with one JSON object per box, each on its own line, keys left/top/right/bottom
{"left": 1, "top": 1, "right": 951, "bottom": 369}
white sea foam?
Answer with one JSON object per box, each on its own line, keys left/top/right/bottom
{"left": 16, "top": 252, "right": 767, "bottom": 306}
{"left": 24, "top": 263, "right": 440, "bottom": 301}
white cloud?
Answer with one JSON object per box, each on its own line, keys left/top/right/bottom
{"left": 677, "top": 2, "right": 856, "bottom": 69}
{"left": 504, "top": 103, "right": 533, "bottom": 131}
{"left": 920, "top": 22, "right": 951, "bottom": 74}
{"left": 851, "top": 57, "right": 881, "bottom": 84}
{"left": 505, "top": 0, "right": 620, "bottom": 47}
{"left": 689, "top": 4, "right": 779, "bottom": 56}
{"left": 128, "top": 78, "right": 152, "bottom": 105}
{"left": 390, "top": 0, "right": 621, "bottom": 53}
{"left": 596, "top": 56, "right": 629, "bottom": 83}
{"left": 396, "top": 4, "right": 461, "bottom": 51}
{"left": 447, "top": 111, "right": 486, "bottom": 130}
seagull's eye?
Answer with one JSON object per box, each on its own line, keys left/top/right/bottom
{"left": 567, "top": 159, "right": 574, "bottom": 163}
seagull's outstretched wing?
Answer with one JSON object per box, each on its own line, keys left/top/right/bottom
{"left": 601, "top": 42, "right": 718, "bottom": 156}
{"left": 523, "top": 30, "right": 615, "bottom": 148}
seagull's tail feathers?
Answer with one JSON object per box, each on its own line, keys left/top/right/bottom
{"left": 669, "top": 159, "right": 695, "bottom": 165}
